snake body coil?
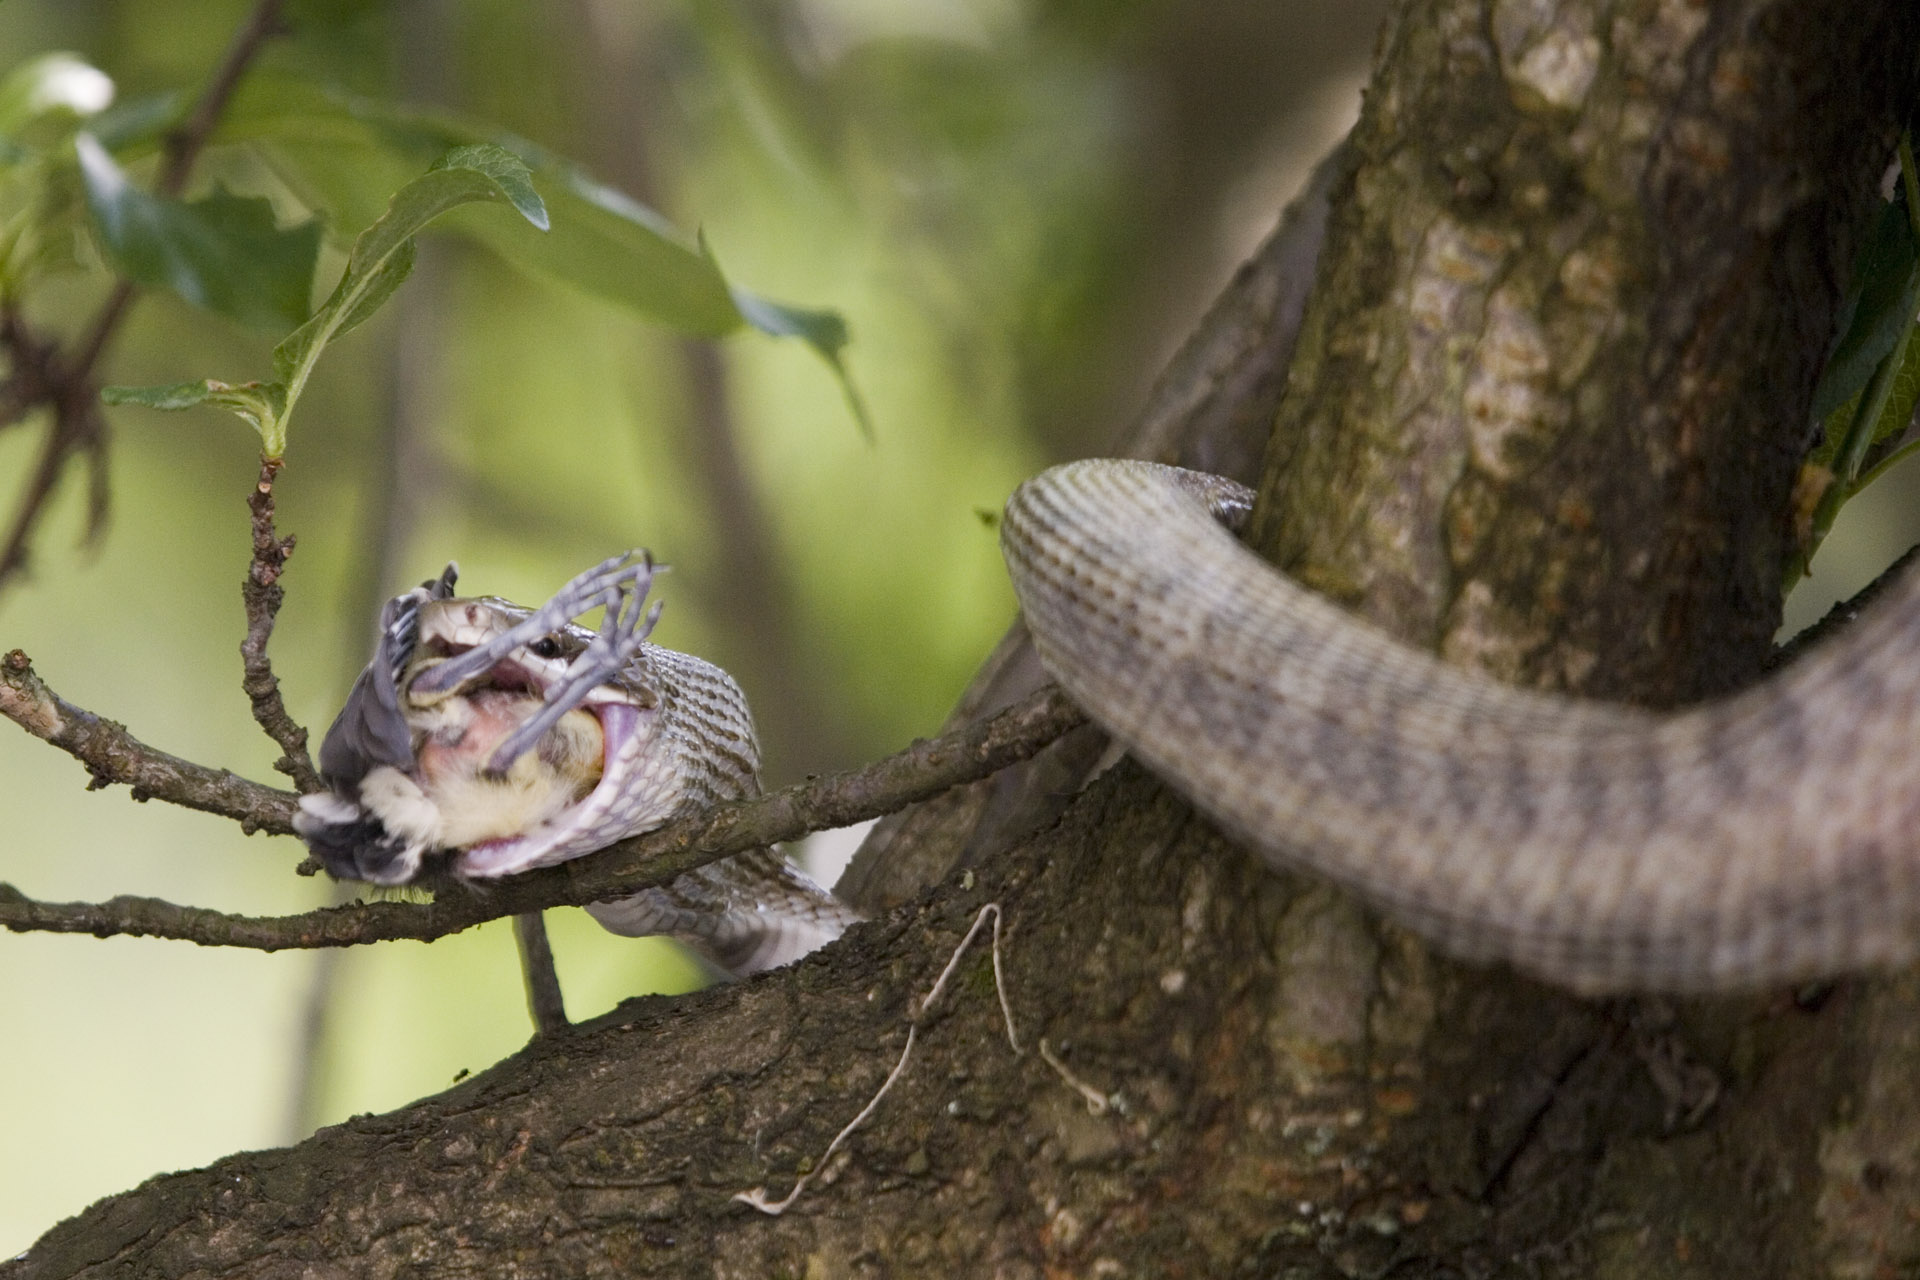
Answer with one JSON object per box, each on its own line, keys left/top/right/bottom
{"left": 297, "top": 556, "right": 856, "bottom": 977}
{"left": 1002, "top": 459, "right": 1920, "bottom": 994}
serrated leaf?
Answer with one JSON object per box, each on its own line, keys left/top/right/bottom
{"left": 75, "top": 133, "right": 322, "bottom": 330}
{"left": 433, "top": 142, "right": 547, "bottom": 229}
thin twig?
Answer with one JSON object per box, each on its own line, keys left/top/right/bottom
{"left": 0, "top": 389, "right": 104, "bottom": 582}
{"left": 0, "top": 303, "right": 58, "bottom": 433}
{"left": 156, "top": 0, "right": 291, "bottom": 198}
{"left": 0, "top": 307, "right": 110, "bottom": 581}
{"left": 0, "top": 685, "right": 1087, "bottom": 949}
{"left": 241, "top": 457, "right": 321, "bottom": 791}
{"left": 1773, "top": 541, "right": 1920, "bottom": 670}
{"left": 1, "top": 648, "right": 299, "bottom": 833}
{"left": 513, "top": 911, "right": 570, "bottom": 1036}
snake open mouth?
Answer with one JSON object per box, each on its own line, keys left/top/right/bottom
{"left": 452, "top": 693, "right": 646, "bottom": 880}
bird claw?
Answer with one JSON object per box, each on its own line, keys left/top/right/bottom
{"left": 408, "top": 551, "right": 653, "bottom": 698}
{"left": 481, "top": 577, "right": 663, "bottom": 776}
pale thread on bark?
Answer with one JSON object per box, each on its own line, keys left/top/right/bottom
{"left": 9, "top": 1, "right": 1920, "bottom": 1276}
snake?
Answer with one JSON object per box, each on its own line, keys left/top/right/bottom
{"left": 1000, "top": 459, "right": 1920, "bottom": 995}
{"left": 298, "top": 458, "right": 1920, "bottom": 995}
{"left": 294, "top": 555, "right": 857, "bottom": 977}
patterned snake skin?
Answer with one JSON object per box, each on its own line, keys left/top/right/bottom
{"left": 1001, "top": 460, "right": 1920, "bottom": 995}
{"left": 295, "top": 555, "right": 857, "bottom": 977}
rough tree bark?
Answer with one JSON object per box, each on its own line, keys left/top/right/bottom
{"left": 11, "top": 0, "right": 1920, "bottom": 1276}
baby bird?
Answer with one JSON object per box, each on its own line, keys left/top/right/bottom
{"left": 294, "top": 555, "right": 856, "bottom": 976}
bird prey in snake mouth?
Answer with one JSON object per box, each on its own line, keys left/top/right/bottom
{"left": 294, "top": 554, "right": 857, "bottom": 977}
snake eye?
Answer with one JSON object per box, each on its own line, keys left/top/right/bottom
{"left": 531, "top": 636, "right": 562, "bottom": 659}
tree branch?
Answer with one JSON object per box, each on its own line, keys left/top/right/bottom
{"left": 0, "top": 685, "right": 1086, "bottom": 949}
{"left": 0, "top": 648, "right": 299, "bottom": 833}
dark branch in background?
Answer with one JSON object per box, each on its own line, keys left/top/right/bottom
{"left": 0, "top": 0, "right": 287, "bottom": 592}
{"left": 839, "top": 144, "right": 1346, "bottom": 914}
{"left": 0, "top": 309, "right": 110, "bottom": 584}
{"left": 241, "top": 457, "right": 321, "bottom": 791}
{"left": 0, "top": 685, "right": 1085, "bottom": 949}
{"left": 0, "top": 648, "right": 298, "bottom": 833}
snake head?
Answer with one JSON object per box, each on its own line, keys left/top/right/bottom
{"left": 295, "top": 554, "right": 670, "bottom": 885}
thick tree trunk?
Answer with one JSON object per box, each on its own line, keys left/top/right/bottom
{"left": 11, "top": 1, "right": 1920, "bottom": 1276}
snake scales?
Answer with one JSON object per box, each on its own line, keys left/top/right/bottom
{"left": 297, "top": 556, "right": 857, "bottom": 976}
{"left": 302, "top": 457, "right": 1918, "bottom": 995}
{"left": 1001, "top": 458, "right": 1920, "bottom": 995}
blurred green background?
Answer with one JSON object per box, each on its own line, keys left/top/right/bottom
{"left": 3, "top": 0, "right": 1914, "bottom": 1257}
{"left": 0, "top": 0, "right": 1388, "bottom": 1251}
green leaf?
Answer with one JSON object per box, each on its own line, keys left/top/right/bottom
{"left": 87, "top": 90, "right": 185, "bottom": 153}
{"left": 100, "top": 379, "right": 227, "bottom": 409}
{"left": 442, "top": 165, "right": 741, "bottom": 335}
{"left": 102, "top": 146, "right": 547, "bottom": 460}
{"left": 264, "top": 142, "right": 548, "bottom": 455}
{"left": 0, "top": 53, "right": 114, "bottom": 145}
{"left": 1811, "top": 198, "right": 1920, "bottom": 426}
{"left": 1868, "top": 322, "right": 1920, "bottom": 448}
{"left": 75, "top": 133, "right": 322, "bottom": 331}
{"left": 220, "top": 79, "right": 743, "bottom": 334}
{"left": 1795, "top": 139, "right": 1920, "bottom": 585}
{"left": 326, "top": 236, "right": 416, "bottom": 341}
{"left": 433, "top": 143, "right": 548, "bottom": 230}
{"left": 219, "top": 79, "right": 872, "bottom": 429}
{"left": 101, "top": 378, "right": 284, "bottom": 439}
{"left": 724, "top": 256, "right": 873, "bottom": 442}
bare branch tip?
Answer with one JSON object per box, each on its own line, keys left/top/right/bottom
{"left": 0, "top": 649, "right": 63, "bottom": 738}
